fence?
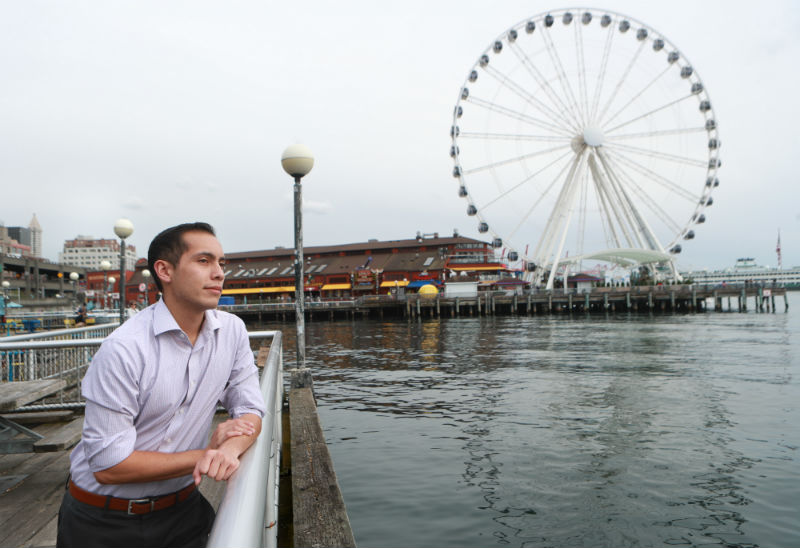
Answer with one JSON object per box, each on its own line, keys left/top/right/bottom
{"left": 207, "top": 331, "right": 283, "bottom": 548}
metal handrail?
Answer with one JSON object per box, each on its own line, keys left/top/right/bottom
{"left": 207, "top": 330, "right": 283, "bottom": 548}
{"left": 2, "top": 323, "right": 119, "bottom": 342}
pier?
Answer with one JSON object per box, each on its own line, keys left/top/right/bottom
{"left": 218, "top": 284, "right": 790, "bottom": 322}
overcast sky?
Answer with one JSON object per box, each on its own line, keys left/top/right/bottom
{"left": 1, "top": 0, "right": 798, "bottom": 271}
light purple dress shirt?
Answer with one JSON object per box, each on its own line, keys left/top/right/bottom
{"left": 69, "top": 298, "right": 266, "bottom": 498}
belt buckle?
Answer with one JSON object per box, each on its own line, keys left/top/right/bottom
{"left": 127, "top": 498, "right": 155, "bottom": 515}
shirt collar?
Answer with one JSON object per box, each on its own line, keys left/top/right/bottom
{"left": 152, "top": 299, "right": 222, "bottom": 338}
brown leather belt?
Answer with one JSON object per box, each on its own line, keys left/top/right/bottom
{"left": 69, "top": 480, "right": 196, "bottom": 515}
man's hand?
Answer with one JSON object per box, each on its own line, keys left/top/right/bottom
{"left": 209, "top": 418, "right": 257, "bottom": 449}
{"left": 192, "top": 446, "right": 240, "bottom": 485}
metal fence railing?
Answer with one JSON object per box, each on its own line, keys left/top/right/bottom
{"left": 208, "top": 330, "right": 283, "bottom": 548}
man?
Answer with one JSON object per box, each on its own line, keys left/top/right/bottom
{"left": 57, "top": 222, "right": 266, "bottom": 548}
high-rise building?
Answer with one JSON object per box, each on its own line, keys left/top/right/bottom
{"left": 1, "top": 225, "right": 33, "bottom": 258}
{"left": 60, "top": 236, "right": 137, "bottom": 271}
{"left": 28, "top": 214, "right": 42, "bottom": 258}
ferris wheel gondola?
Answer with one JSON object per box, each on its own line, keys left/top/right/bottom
{"left": 450, "top": 8, "right": 720, "bottom": 288}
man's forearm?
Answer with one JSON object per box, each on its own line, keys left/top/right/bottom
{"left": 94, "top": 414, "right": 262, "bottom": 485}
{"left": 217, "top": 413, "right": 262, "bottom": 457}
{"left": 94, "top": 449, "right": 205, "bottom": 484}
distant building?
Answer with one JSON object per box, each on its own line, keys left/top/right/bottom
{"left": 0, "top": 225, "right": 33, "bottom": 258}
{"left": 60, "top": 236, "right": 137, "bottom": 271}
{"left": 29, "top": 214, "right": 42, "bottom": 258}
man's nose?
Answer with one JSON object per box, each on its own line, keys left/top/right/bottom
{"left": 212, "top": 262, "right": 225, "bottom": 279}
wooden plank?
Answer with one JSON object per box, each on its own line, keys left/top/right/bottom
{"left": 1, "top": 410, "right": 74, "bottom": 425}
{"left": 33, "top": 417, "right": 84, "bottom": 453}
{"left": 290, "top": 387, "right": 356, "bottom": 548}
{"left": 0, "top": 450, "right": 71, "bottom": 547}
{"left": 0, "top": 380, "right": 67, "bottom": 412}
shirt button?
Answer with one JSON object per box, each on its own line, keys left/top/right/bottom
{"left": 166, "top": 438, "right": 172, "bottom": 443}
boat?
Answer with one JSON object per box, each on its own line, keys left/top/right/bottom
{"left": 681, "top": 258, "right": 800, "bottom": 288}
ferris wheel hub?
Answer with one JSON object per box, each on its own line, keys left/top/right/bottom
{"left": 582, "top": 126, "right": 605, "bottom": 147}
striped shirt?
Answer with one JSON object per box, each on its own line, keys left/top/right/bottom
{"left": 69, "top": 298, "right": 266, "bottom": 498}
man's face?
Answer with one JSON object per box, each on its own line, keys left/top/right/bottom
{"left": 166, "top": 231, "right": 226, "bottom": 312}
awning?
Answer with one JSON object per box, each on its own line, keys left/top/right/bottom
{"left": 407, "top": 280, "right": 439, "bottom": 289}
{"left": 379, "top": 280, "right": 410, "bottom": 288}
{"left": 222, "top": 286, "right": 295, "bottom": 295}
{"left": 449, "top": 265, "right": 505, "bottom": 272}
{"left": 321, "top": 283, "right": 351, "bottom": 291}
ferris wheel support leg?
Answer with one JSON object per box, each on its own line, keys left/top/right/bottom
{"left": 535, "top": 151, "right": 586, "bottom": 290}
{"left": 597, "top": 148, "right": 666, "bottom": 256}
{"left": 544, "top": 154, "right": 587, "bottom": 290}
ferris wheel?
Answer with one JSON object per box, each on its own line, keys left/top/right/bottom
{"left": 450, "top": 8, "right": 720, "bottom": 288}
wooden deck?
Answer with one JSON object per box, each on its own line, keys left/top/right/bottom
{"left": 0, "top": 415, "right": 228, "bottom": 548}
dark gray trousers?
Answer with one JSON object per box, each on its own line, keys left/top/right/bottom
{"left": 56, "top": 488, "right": 215, "bottom": 548}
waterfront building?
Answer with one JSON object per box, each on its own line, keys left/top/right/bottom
{"left": 210, "top": 232, "right": 505, "bottom": 303}
{"left": 59, "top": 236, "right": 136, "bottom": 271}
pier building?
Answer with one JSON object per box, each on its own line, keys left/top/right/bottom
{"left": 215, "top": 232, "right": 505, "bottom": 303}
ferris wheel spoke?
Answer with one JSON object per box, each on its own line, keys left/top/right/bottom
{"left": 602, "top": 147, "right": 699, "bottom": 203}
{"left": 508, "top": 42, "right": 583, "bottom": 134}
{"left": 466, "top": 96, "right": 575, "bottom": 136}
{"left": 595, "top": 39, "right": 646, "bottom": 125}
{"left": 542, "top": 26, "right": 586, "bottom": 127}
{"left": 462, "top": 143, "right": 572, "bottom": 175}
{"left": 459, "top": 131, "right": 569, "bottom": 143}
{"left": 574, "top": 21, "right": 591, "bottom": 128}
{"left": 601, "top": 148, "right": 685, "bottom": 237}
{"left": 604, "top": 93, "right": 695, "bottom": 134}
{"left": 606, "top": 126, "right": 707, "bottom": 141}
{"left": 604, "top": 141, "right": 707, "bottom": 169}
{"left": 478, "top": 149, "right": 574, "bottom": 211}
{"left": 589, "top": 24, "right": 616, "bottom": 123}
{"left": 483, "top": 65, "right": 578, "bottom": 135}
{"left": 500, "top": 153, "right": 576, "bottom": 245}
{"left": 601, "top": 65, "right": 672, "bottom": 128}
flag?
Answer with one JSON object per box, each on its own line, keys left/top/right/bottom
{"left": 777, "top": 230, "right": 782, "bottom": 270}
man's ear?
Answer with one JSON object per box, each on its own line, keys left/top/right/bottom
{"left": 153, "top": 259, "right": 173, "bottom": 288}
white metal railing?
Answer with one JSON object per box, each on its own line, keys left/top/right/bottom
{"left": 208, "top": 330, "right": 283, "bottom": 548}
{"left": 2, "top": 323, "right": 119, "bottom": 342}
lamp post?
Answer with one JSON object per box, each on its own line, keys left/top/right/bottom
{"left": 69, "top": 272, "right": 79, "bottom": 308}
{"left": 108, "top": 276, "right": 116, "bottom": 311}
{"left": 142, "top": 269, "right": 151, "bottom": 307}
{"left": 114, "top": 218, "right": 134, "bottom": 324}
{"left": 100, "top": 260, "right": 111, "bottom": 309}
{"left": 281, "top": 144, "right": 314, "bottom": 369}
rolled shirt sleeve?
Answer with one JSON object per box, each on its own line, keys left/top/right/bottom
{"left": 219, "top": 319, "right": 267, "bottom": 419}
{"left": 80, "top": 340, "right": 141, "bottom": 472}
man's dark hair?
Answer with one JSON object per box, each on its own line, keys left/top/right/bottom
{"left": 147, "top": 222, "right": 216, "bottom": 292}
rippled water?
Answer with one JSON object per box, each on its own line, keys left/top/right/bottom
{"left": 255, "top": 292, "right": 799, "bottom": 547}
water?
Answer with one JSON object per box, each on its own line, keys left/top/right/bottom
{"left": 257, "top": 292, "right": 799, "bottom": 547}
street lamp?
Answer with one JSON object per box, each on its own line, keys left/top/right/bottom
{"left": 114, "top": 218, "right": 134, "bottom": 324}
{"left": 281, "top": 144, "right": 314, "bottom": 369}
{"left": 69, "top": 272, "right": 79, "bottom": 307}
{"left": 100, "top": 260, "right": 111, "bottom": 310}
{"left": 142, "top": 268, "right": 151, "bottom": 307}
